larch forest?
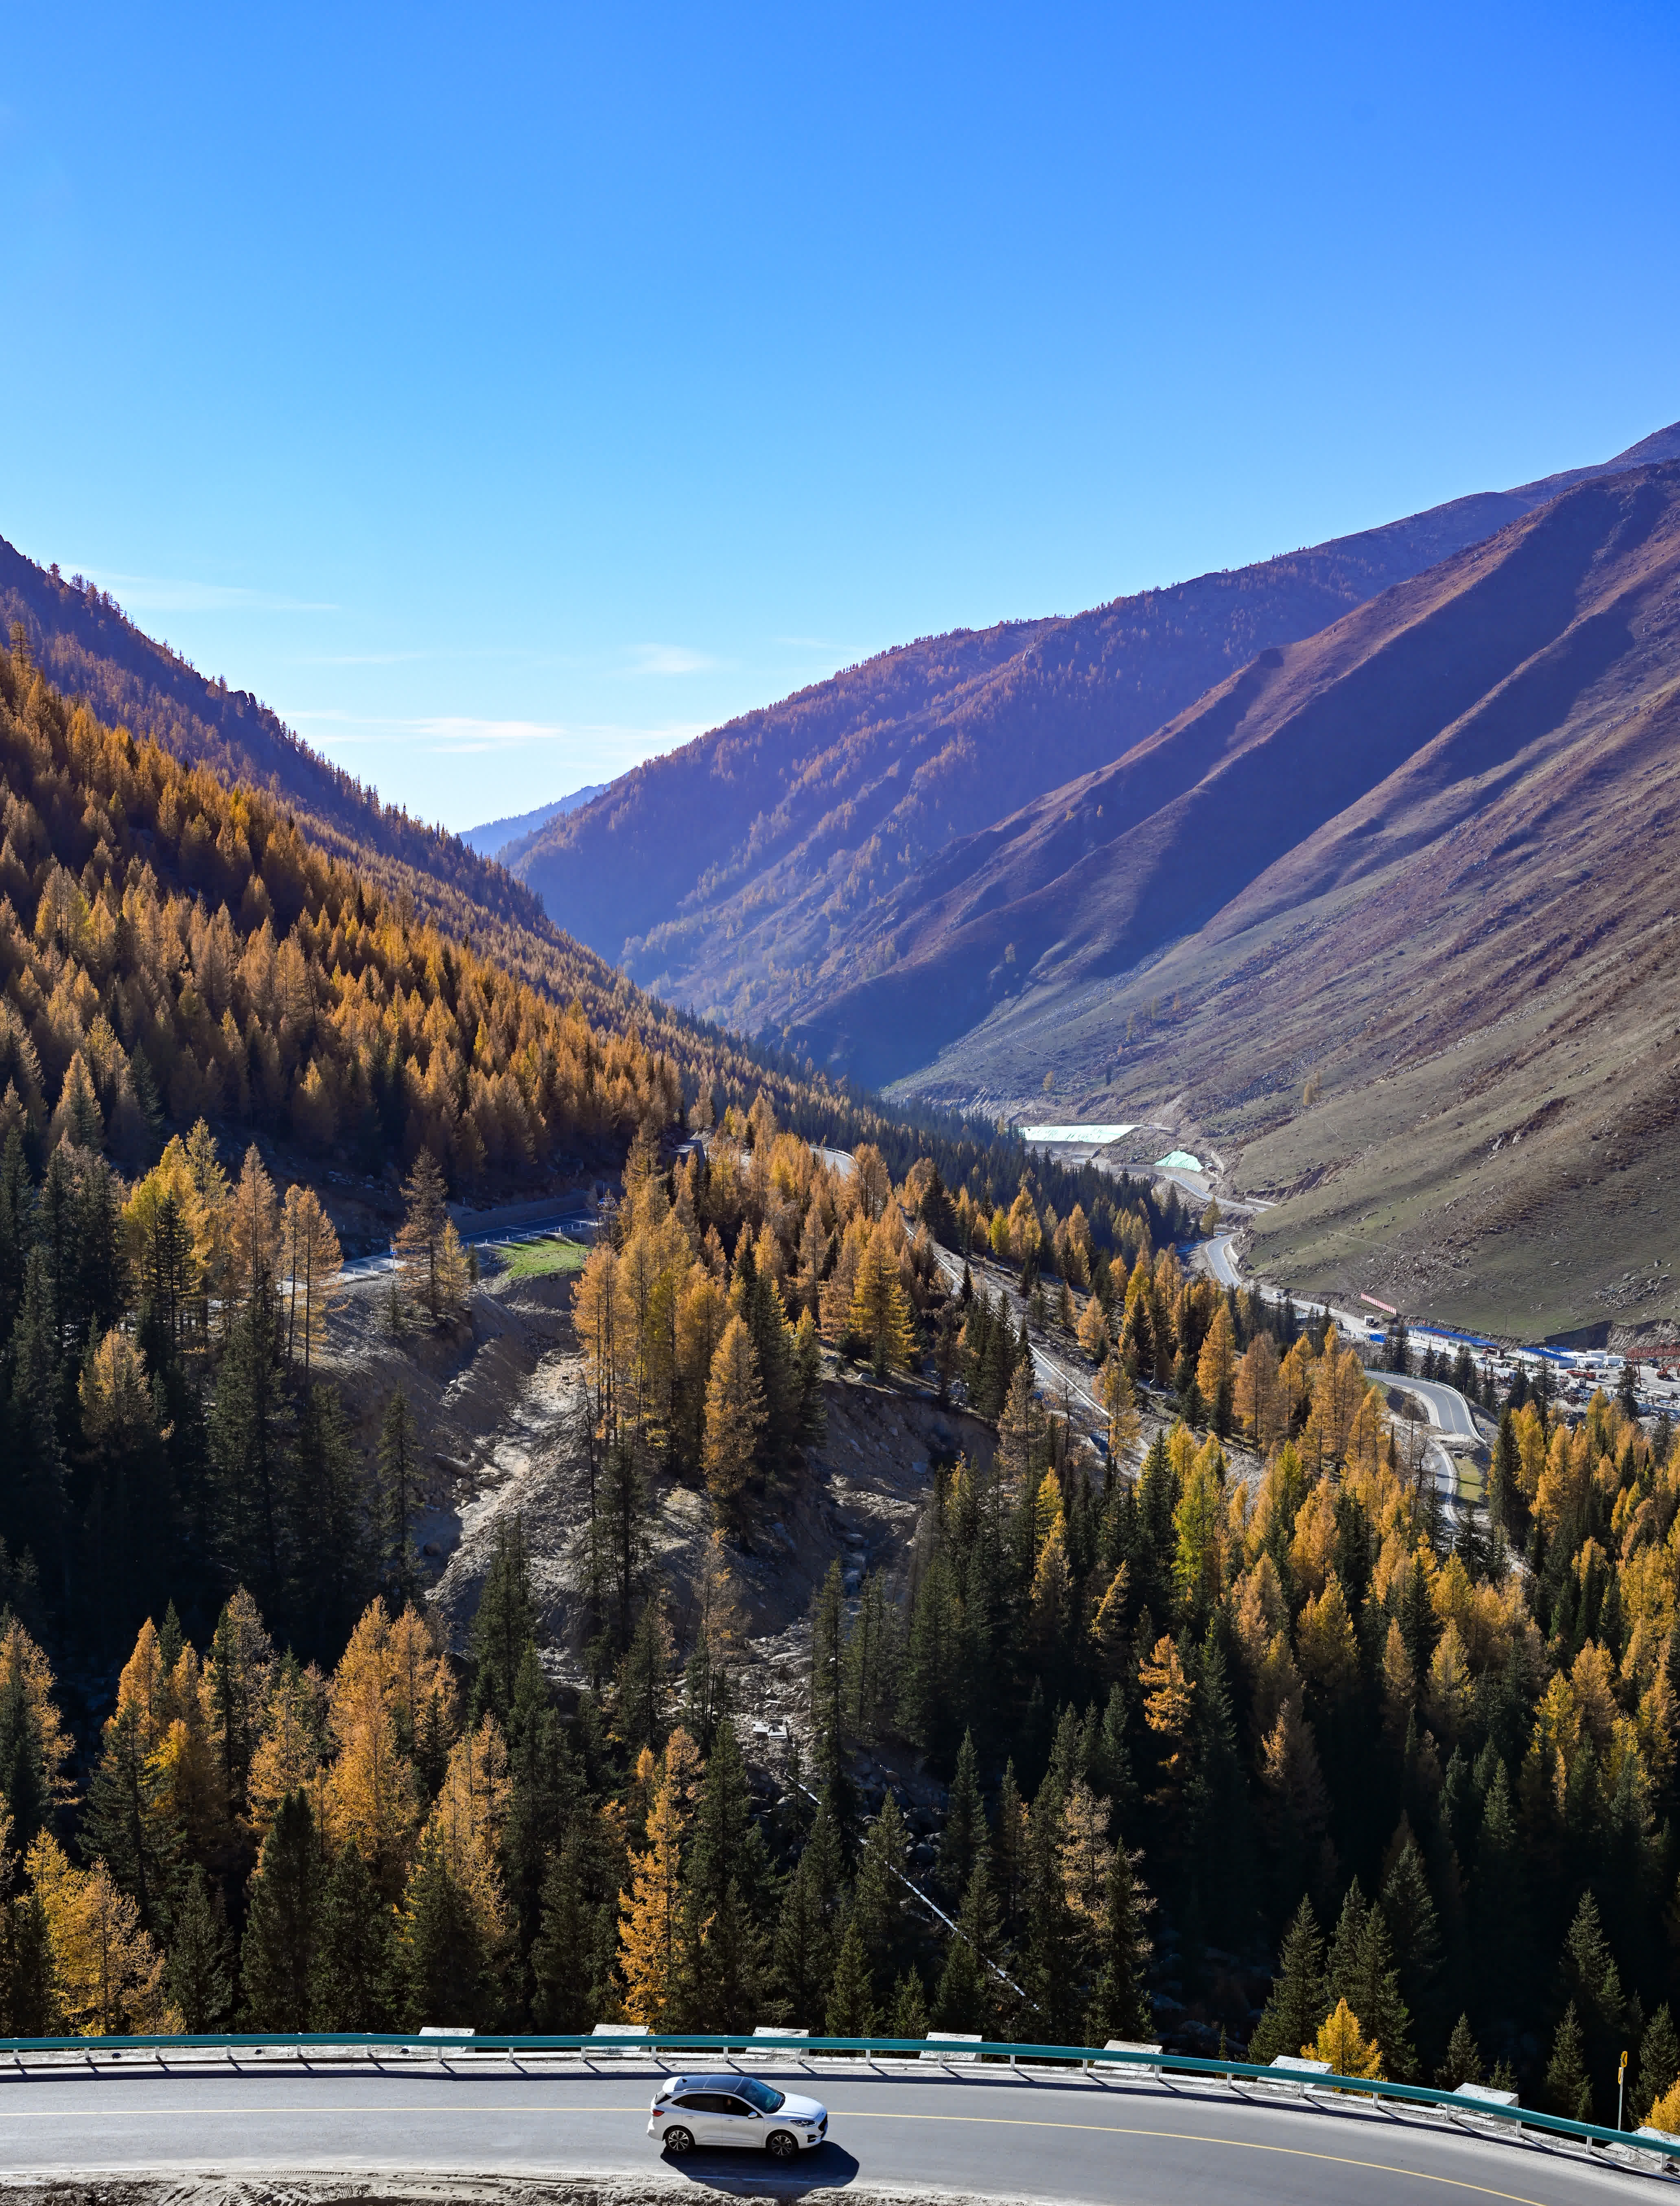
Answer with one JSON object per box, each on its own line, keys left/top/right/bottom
{"left": 2, "top": 626, "right": 1680, "bottom": 2135}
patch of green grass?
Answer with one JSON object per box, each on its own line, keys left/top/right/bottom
{"left": 496, "top": 1234, "right": 588, "bottom": 1280}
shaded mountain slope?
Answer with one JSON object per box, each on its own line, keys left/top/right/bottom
{"left": 881, "top": 460, "right": 1680, "bottom": 1340}
{"left": 796, "top": 462, "right": 1676, "bottom": 1086}
{"left": 0, "top": 541, "right": 551, "bottom": 945}
{"left": 515, "top": 420, "right": 1680, "bottom": 1033}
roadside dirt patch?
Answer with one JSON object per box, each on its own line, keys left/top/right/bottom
{"left": 0, "top": 2175, "right": 1048, "bottom": 2206}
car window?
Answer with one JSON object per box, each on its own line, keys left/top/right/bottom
{"left": 718, "top": 2097, "right": 755, "bottom": 2117}
{"left": 736, "top": 2079, "right": 785, "bottom": 2112}
{"left": 673, "top": 2095, "right": 709, "bottom": 2112}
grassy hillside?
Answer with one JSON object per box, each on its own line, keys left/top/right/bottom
{"left": 515, "top": 422, "right": 1680, "bottom": 1041}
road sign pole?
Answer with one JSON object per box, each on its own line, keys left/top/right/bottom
{"left": 1620, "top": 2049, "right": 1628, "bottom": 2129}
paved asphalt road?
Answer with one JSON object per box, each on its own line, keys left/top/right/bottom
{"left": 0, "top": 2060, "right": 1654, "bottom": 2204}
{"left": 1389, "top": 1373, "right": 1482, "bottom": 1440}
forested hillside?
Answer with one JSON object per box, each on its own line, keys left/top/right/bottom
{"left": 514, "top": 421, "right": 1680, "bottom": 1041}
{"left": 2, "top": 1063, "right": 1679, "bottom": 2140}
{"left": 0, "top": 546, "right": 549, "bottom": 942}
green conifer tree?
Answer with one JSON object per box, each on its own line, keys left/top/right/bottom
{"left": 402, "top": 1826, "right": 486, "bottom": 2029}
{"left": 532, "top": 1840, "right": 602, "bottom": 2033}
{"left": 470, "top": 1517, "right": 538, "bottom": 1727}
{"left": 241, "top": 1791, "right": 321, "bottom": 2029}
{"left": 1248, "top": 1897, "right": 1327, "bottom": 2062}
{"left": 938, "top": 1730, "right": 984, "bottom": 1904}
{"left": 312, "top": 1843, "right": 394, "bottom": 2030}
{"left": 378, "top": 1386, "right": 421, "bottom": 1607}
{"left": 1088, "top": 1845, "right": 1153, "bottom": 2045}
{"left": 0, "top": 1891, "right": 58, "bottom": 2037}
{"left": 772, "top": 1848, "right": 834, "bottom": 2030}
{"left": 1637, "top": 2005, "right": 1680, "bottom": 2124}
{"left": 825, "top": 1915, "right": 878, "bottom": 2036}
{"left": 164, "top": 1866, "right": 234, "bottom": 2032}
{"left": 1545, "top": 2000, "right": 1592, "bottom": 2122}
{"left": 1436, "top": 2013, "right": 1484, "bottom": 2090}
{"left": 890, "top": 1967, "right": 929, "bottom": 2040}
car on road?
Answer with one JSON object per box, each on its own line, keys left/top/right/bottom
{"left": 649, "top": 2073, "right": 829, "bottom": 2157}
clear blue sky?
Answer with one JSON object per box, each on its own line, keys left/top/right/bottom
{"left": 4, "top": 2, "right": 1677, "bottom": 831}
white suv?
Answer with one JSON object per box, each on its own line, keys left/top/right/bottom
{"left": 648, "top": 2074, "right": 829, "bottom": 2157}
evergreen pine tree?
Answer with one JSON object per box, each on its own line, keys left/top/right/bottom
{"left": 1436, "top": 2013, "right": 1484, "bottom": 2090}
{"left": 890, "top": 1967, "right": 929, "bottom": 2040}
{"left": 1381, "top": 1835, "right": 1444, "bottom": 2063}
{"left": 851, "top": 1797, "right": 909, "bottom": 1998}
{"left": 0, "top": 1890, "right": 57, "bottom": 2037}
{"left": 312, "top": 1843, "right": 394, "bottom": 2030}
{"left": 1545, "top": 2000, "right": 1592, "bottom": 2122}
{"left": 470, "top": 1517, "right": 538, "bottom": 1727}
{"left": 938, "top": 1730, "right": 984, "bottom": 1904}
{"left": 83, "top": 1702, "right": 185, "bottom": 1936}
{"left": 825, "top": 1915, "right": 878, "bottom": 2036}
{"left": 377, "top": 1386, "right": 421, "bottom": 1607}
{"left": 1637, "top": 2005, "right": 1680, "bottom": 2124}
{"left": 532, "top": 1839, "right": 602, "bottom": 2033}
{"left": 241, "top": 1791, "right": 321, "bottom": 2029}
{"left": 1249, "top": 1897, "right": 1327, "bottom": 2062}
{"left": 1087, "top": 1845, "right": 1152, "bottom": 2044}
{"left": 1344, "top": 1904, "right": 1418, "bottom": 2081}
{"left": 614, "top": 1598, "right": 671, "bottom": 1758}
{"left": 772, "top": 1847, "right": 834, "bottom": 2030}
{"left": 164, "top": 1866, "right": 234, "bottom": 2032}
{"left": 934, "top": 1932, "right": 990, "bottom": 2036}
{"left": 402, "top": 1826, "right": 487, "bottom": 2029}
{"left": 1558, "top": 1889, "right": 1629, "bottom": 2115}
{"left": 293, "top": 1382, "right": 368, "bottom": 1650}
{"left": 810, "top": 1561, "right": 848, "bottom": 1796}
{"left": 503, "top": 1644, "right": 579, "bottom": 1975}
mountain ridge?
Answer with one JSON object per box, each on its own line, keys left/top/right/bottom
{"left": 511, "top": 419, "right": 1680, "bottom": 1045}
{"left": 871, "top": 457, "right": 1680, "bottom": 1338}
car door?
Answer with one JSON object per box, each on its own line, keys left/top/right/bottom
{"left": 672, "top": 2092, "right": 723, "bottom": 2144}
{"left": 714, "top": 2093, "right": 763, "bottom": 2149}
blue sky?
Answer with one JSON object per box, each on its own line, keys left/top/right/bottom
{"left": 4, "top": 1, "right": 1677, "bottom": 831}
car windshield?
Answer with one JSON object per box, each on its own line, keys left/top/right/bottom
{"left": 735, "top": 2078, "right": 785, "bottom": 2113}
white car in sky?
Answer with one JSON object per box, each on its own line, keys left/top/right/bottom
{"left": 648, "top": 2073, "right": 829, "bottom": 2157}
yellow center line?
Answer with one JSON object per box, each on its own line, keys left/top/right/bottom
{"left": 830, "top": 2109, "right": 1588, "bottom": 2206}
{"left": 0, "top": 2096, "right": 1602, "bottom": 2204}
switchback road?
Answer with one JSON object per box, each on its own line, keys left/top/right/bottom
{"left": 0, "top": 2058, "right": 1655, "bottom": 2206}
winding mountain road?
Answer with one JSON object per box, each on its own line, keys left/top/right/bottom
{"left": 0, "top": 2057, "right": 1655, "bottom": 2206}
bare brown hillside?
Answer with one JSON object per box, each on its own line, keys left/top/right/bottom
{"left": 515, "top": 422, "right": 1680, "bottom": 1037}
{"left": 886, "top": 462, "right": 1680, "bottom": 1341}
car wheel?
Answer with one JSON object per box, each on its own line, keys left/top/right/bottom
{"left": 766, "top": 2131, "right": 798, "bottom": 2158}
{"left": 663, "top": 2127, "right": 694, "bottom": 2156}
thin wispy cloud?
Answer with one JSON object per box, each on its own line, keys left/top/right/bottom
{"left": 84, "top": 569, "right": 337, "bottom": 615}
{"left": 287, "top": 706, "right": 707, "bottom": 761}
{"left": 628, "top": 643, "right": 716, "bottom": 677}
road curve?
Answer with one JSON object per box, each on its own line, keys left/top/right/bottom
{"left": 0, "top": 2058, "right": 1654, "bottom": 2205}
{"left": 1388, "top": 1373, "right": 1482, "bottom": 1441}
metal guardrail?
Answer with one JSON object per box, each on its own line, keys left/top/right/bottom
{"left": 0, "top": 2030, "right": 1671, "bottom": 2161}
